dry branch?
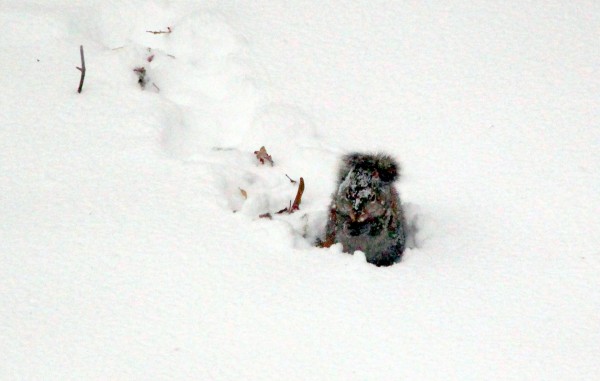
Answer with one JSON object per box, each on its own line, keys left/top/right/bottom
{"left": 146, "top": 27, "right": 172, "bottom": 34}
{"left": 276, "top": 201, "right": 292, "bottom": 215}
{"left": 276, "top": 177, "right": 305, "bottom": 214}
{"left": 76, "top": 45, "right": 86, "bottom": 93}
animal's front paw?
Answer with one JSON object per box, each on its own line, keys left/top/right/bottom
{"left": 315, "top": 237, "right": 335, "bottom": 248}
{"left": 368, "top": 256, "right": 397, "bottom": 267}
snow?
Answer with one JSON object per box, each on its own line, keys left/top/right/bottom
{"left": 1, "top": 1, "right": 599, "bottom": 380}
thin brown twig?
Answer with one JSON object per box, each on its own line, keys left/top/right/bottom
{"left": 276, "top": 177, "right": 305, "bottom": 214}
{"left": 76, "top": 45, "right": 86, "bottom": 93}
{"left": 276, "top": 201, "right": 292, "bottom": 215}
{"left": 146, "top": 27, "right": 172, "bottom": 34}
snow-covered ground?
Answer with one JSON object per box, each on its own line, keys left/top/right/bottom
{"left": 1, "top": 1, "right": 599, "bottom": 379}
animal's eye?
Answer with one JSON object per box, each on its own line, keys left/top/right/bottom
{"left": 370, "top": 194, "right": 376, "bottom": 202}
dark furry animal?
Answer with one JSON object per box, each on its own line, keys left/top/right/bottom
{"left": 318, "top": 153, "right": 406, "bottom": 266}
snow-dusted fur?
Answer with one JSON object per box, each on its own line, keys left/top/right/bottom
{"left": 320, "top": 153, "right": 406, "bottom": 266}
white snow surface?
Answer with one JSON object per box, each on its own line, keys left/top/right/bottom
{"left": 1, "top": 1, "right": 599, "bottom": 380}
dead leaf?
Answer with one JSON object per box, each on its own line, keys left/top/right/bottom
{"left": 291, "top": 177, "right": 305, "bottom": 211}
{"left": 254, "top": 146, "right": 274, "bottom": 166}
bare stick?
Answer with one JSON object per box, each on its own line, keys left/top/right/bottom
{"left": 285, "top": 174, "right": 297, "bottom": 184}
{"left": 276, "top": 201, "right": 292, "bottom": 215}
{"left": 76, "top": 45, "right": 86, "bottom": 93}
{"left": 276, "top": 177, "right": 305, "bottom": 214}
{"left": 146, "top": 27, "right": 172, "bottom": 34}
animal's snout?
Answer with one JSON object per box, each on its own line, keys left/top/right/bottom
{"left": 349, "top": 209, "right": 370, "bottom": 223}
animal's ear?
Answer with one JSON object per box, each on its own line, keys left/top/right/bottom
{"left": 374, "top": 154, "right": 399, "bottom": 183}
{"left": 338, "top": 153, "right": 362, "bottom": 181}
{"left": 338, "top": 153, "right": 400, "bottom": 183}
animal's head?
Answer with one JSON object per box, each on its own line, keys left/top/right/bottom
{"left": 334, "top": 153, "right": 399, "bottom": 235}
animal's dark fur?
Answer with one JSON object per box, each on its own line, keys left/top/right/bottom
{"left": 319, "top": 153, "right": 406, "bottom": 266}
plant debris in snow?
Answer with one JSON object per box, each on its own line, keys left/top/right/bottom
{"left": 276, "top": 177, "right": 305, "bottom": 214}
{"left": 254, "top": 146, "right": 274, "bottom": 166}
{"left": 133, "top": 67, "right": 148, "bottom": 88}
{"left": 76, "top": 45, "right": 86, "bottom": 93}
{"left": 146, "top": 27, "right": 172, "bottom": 35}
